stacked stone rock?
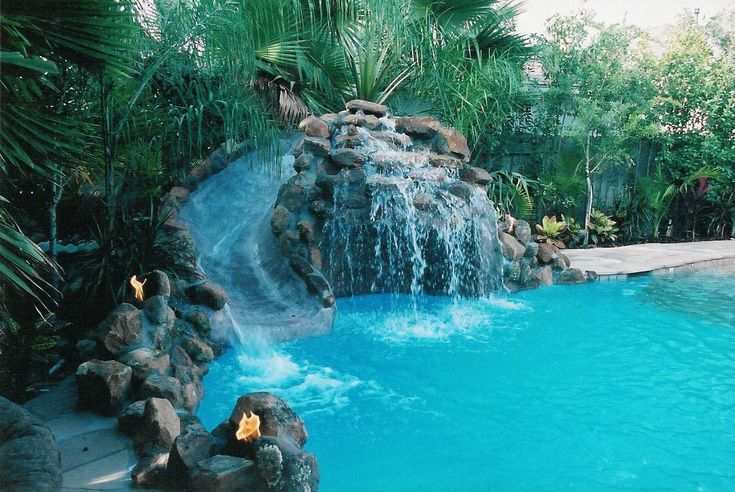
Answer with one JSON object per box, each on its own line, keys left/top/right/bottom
{"left": 122, "top": 392, "right": 319, "bottom": 491}
{"left": 498, "top": 221, "right": 596, "bottom": 290}
{"left": 74, "top": 273, "right": 319, "bottom": 489}
{"left": 75, "top": 271, "right": 218, "bottom": 418}
{"left": 272, "top": 99, "right": 497, "bottom": 301}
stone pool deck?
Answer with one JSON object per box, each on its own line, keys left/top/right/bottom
{"left": 23, "top": 376, "right": 135, "bottom": 491}
{"left": 565, "top": 240, "right": 735, "bottom": 279}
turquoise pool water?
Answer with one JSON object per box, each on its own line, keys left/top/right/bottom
{"left": 198, "top": 273, "right": 735, "bottom": 491}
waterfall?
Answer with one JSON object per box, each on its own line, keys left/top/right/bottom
{"left": 321, "top": 126, "right": 503, "bottom": 298}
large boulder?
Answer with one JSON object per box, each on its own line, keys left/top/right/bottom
{"left": 435, "top": 127, "right": 470, "bottom": 161}
{"left": 499, "top": 232, "right": 525, "bottom": 262}
{"left": 536, "top": 242, "right": 561, "bottom": 264}
{"left": 76, "top": 359, "right": 132, "bottom": 415}
{"left": 514, "top": 220, "right": 533, "bottom": 245}
{"left": 228, "top": 393, "right": 307, "bottom": 448}
{"left": 460, "top": 165, "right": 492, "bottom": 185}
{"left": 0, "top": 396, "right": 62, "bottom": 491}
{"left": 138, "top": 374, "right": 183, "bottom": 408}
{"left": 131, "top": 453, "right": 169, "bottom": 489}
{"left": 190, "top": 455, "right": 259, "bottom": 492}
{"left": 143, "top": 295, "right": 169, "bottom": 325}
{"left": 142, "top": 270, "right": 171, "bottom": 299}
{"left": 558, "top": 268, "right": 588, "bottom": 285}
{"left": 135, "top": 397, "right": 180, "bottom": 455}
{"left": 346, "top": 99, "right": 388, "bottom": 117}
{"left": 298, "top": 116, "right": 330, "bottom": 138}
{"left": 254, "top": 436, "right": 320, "bottom": 492}
{"left": 530, "top": 265, "right": 553, "bottom": 286}
{"left": 188, "top": 282, "right": 228, "bottom": 310}
{"left": 167, "top": 425, "right": 215, "bottom": 486}
{"left": 118, "top": 400, "right": 146, "bottom": 436}
{"left": 119, "top": 348, "right": 170, "bottom": 382}
{"left": 94, "top": 303, "right": 143, "bottom": 356}
{"left": 395, "top": 116, "right": 441, "bottom": 137}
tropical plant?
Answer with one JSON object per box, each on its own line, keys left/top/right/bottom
{"left": 0, "top": 314, "right": 57, "bottom": 356}
{"left": 640, "top": 164, "right": 725, "bottom": 239}
{"left": 0, "top": 199, "right": 57, "bottom": 309}
{"left": 561, "top": 214, "right": 584, "bottom": 247}
{"left": 486, "top": 170, "right": 534, "bottom": 220}
{"left": 587, "top": 209, "right": 619, "bottom": 245}
{"left": 535, "top": 215, "right": 567, "bottom": 249}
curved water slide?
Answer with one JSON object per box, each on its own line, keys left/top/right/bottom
{"left": 179, "top": 139, "right": 334, "bottom": 344}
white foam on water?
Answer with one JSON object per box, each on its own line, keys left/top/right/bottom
{"left": 227, "top": 344, "right": 367, "bottom": 415}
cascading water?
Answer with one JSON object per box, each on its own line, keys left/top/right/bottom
{"left": 320, "top": 124, "right": 504, "bottom": 298}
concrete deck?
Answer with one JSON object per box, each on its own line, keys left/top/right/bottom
{"left": 564, "top": 240, "right": 735, "bottom": 278}
{"left": 23, "top": 376, "right": 136, "bottom": 491}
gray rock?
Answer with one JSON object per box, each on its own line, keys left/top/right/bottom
{"left": 341, "top": 113, "right": 380, "bottom": 130}
{"left": 298, "top": 116, "right": 330, "bottom": 138}
{"left": 308, "top": 200, "right": 332, "bottom": 217}
{"left": 413, "top": 193, "right": 438, "bottom": 213}
{"left": 427, "top": 154, "right": 462, "bottom": 169}
{"left": 280, "top": 182, "right": 307, "bottom": 212}
{"left": 188, "top": 282, "right": 228, "bottom": 310}
{"left": 167, "top": 426, "right": 215, "bottom": 485}
{"left": 514, "top": 220, "right": 533, "bottom": 245}
{"left": 271, "top": 204, "right": 291, "bottom": 235}
{"left": 182, "top": 337, "right": 214, "bottom": 363}
{"left": 499, "top": 232, "right": 525, "bottom": 261}
{"left": 330, "top": 148, "right": 365, "bottom": 168}
{"left": 131, "top": 453, "right": 169, "bottom": 489}
{"left": 536, "top": 242, "right": 560, "bottom": 264}
{"left": 460, "top": 165, "right": 492, "bottom": 185}
{"left": 185, "top": 310, "right": 211, "bottom": 336}
{"left": 228, "top": 392, "right": 307, "bottom": 448}
{"left": 139, "top": 374, "right": 183, "bottom": 408}
{"left": 524, "top": 242, "right": 539, "bottom": 259}
{"left": 558, "top": 267, "right": 588, "bottom": 285}
{"left": 191, "top": 455, "right": 259, "bottom": 492}
{"left": 138, "top": 397, "right": 180, "bottom": 454}
{"left": 0, "top": 396, "right": 62, "bottom": 491}
{"left": 118, "top": 400, "right": 146, "bottom": 436}
{"left": 434, "top": 127, "right": 470, "bottom": 161}
{"left": 120, "top": 347, "right": 170, "bottom": 382}
{"left": 334, "top": 133, "right": 367, "bottom": 149}
{"left": 142, "top": 270, "right": 171, "bottom": 299}
{"left": 75, "top": 338, "right": 98, "bottom": 362}
{"left": 395, "top": 116, "right": 441, "bottom": 137}
{"left": 144, "top": 295, "right": 169, "bottom": 324}
{"left": 346, "top": 99, "right": 388, "bottom": 117}
{"left": 254, "top": 436, "right": 320, "bottom": 492}
{"left": 94, "top": 303, "right": 143, "bottom": 356}
{"left": 301, "top": 137, "right": 331, "bottom": 157}
{"left": 446, "top": 181, "right": 475, "bottom": 201}
{"left": 76, "top": 359, "right": 132, "bottom": 415}
{"left": 531, "top": 265, "right": 554, "bottom": 286}
{"left": 371, "top": 131, "right": 411, "bottom": 148}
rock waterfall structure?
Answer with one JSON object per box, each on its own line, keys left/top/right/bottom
{"left": 272, "top": 100, "right": 505, "bottom": 302}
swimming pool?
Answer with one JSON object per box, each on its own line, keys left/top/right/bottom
{"left": 198, "top": 273, "right": 735, "bottom": 491}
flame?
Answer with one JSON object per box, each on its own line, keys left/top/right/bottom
{"left": 129, "top": 275, "right": 147, "bottom": 301}
{"left": 235, "top": 411, "right": 261, "bottom": 442}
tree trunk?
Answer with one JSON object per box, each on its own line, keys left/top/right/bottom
{"left": 583, "top": 133, "right": 593, "bottom": 247}
{"left": 49, "top": 167, "right": 63, "bottom": 298}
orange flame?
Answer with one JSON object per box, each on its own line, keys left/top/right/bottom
{"left": 235, "top": 411, "right": 261, "bottom": 442}
{"left": 129, "top": 275, "right": 147, "bottom": 301}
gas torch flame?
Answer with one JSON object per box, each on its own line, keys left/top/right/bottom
{"left": 235, "top": 411, "right": 261, "bottom": 442}
{"left": 129, "top": 275, "right": 147, "bottom": 301}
